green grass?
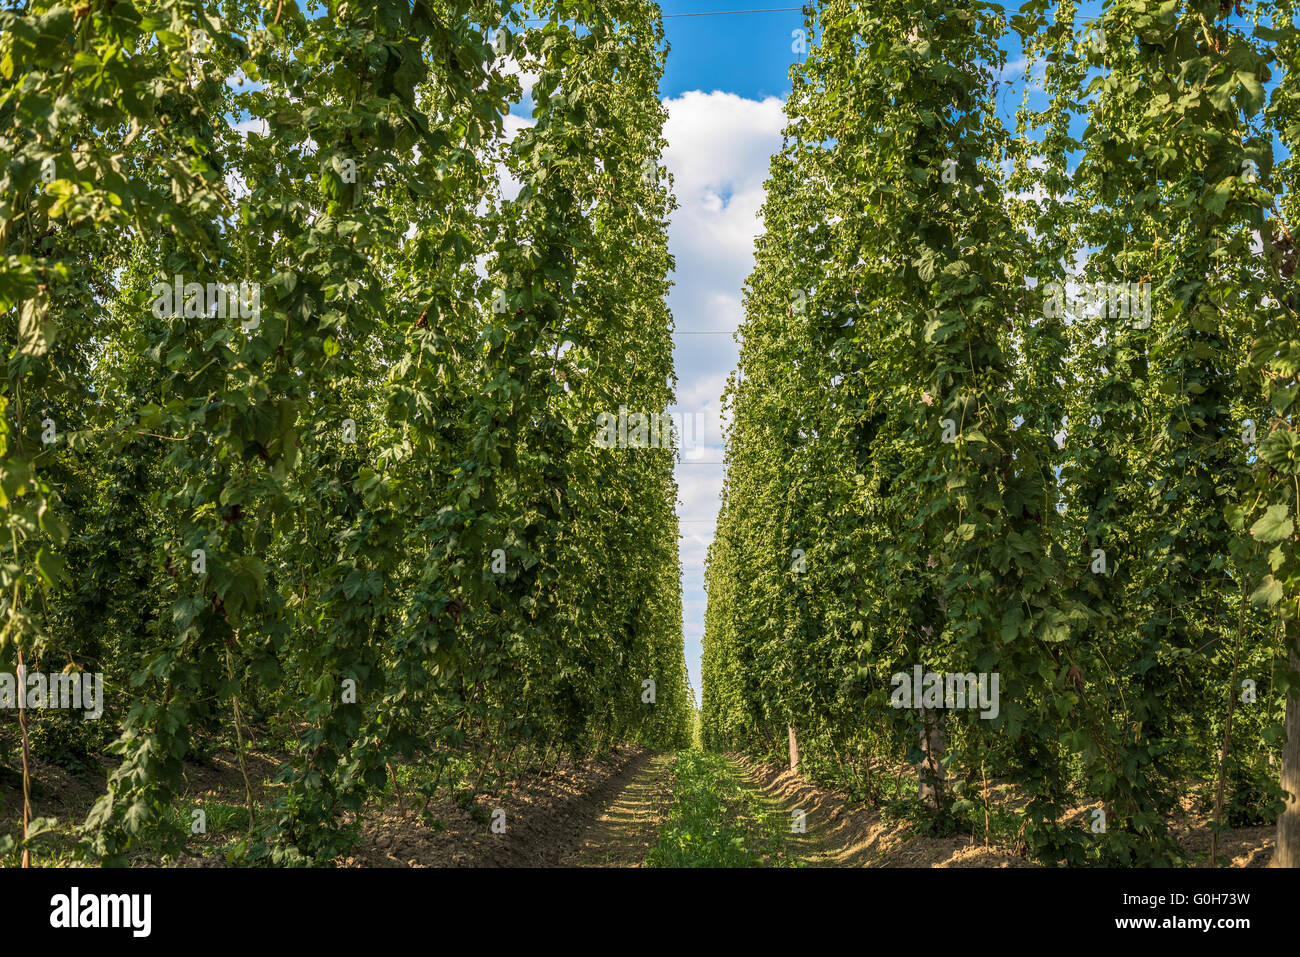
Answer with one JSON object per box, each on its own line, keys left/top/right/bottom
{"left": 646, "top": 749, "right": 802, "bottom": 868}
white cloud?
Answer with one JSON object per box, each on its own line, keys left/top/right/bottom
{"left": 499, "top": 54, "right": 540, "bottom": 111}
{"left": 661, "top": 90, "right": 786, "bottom": 701}
{"left": 228, "top": 116, "right": 266, "bottom": 139}
{"left": 497, "top": 113, "right": 536, "bottom": 202}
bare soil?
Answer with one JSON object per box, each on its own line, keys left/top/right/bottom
{"left": 343, "top": 746, "right": 661, "bottom": 867}
{"left": 733, "top": 753, "right": 1275, "bottom": 867}
{"left": 3, "top": 743, "right": 1275, "bottom": 867}
{"left": 1, "top": 743, "right": 665, "bottom": 867}
{"left": 557, "top": 752, "right": 676, "bottom": 867}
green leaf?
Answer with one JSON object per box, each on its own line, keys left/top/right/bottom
{"left": 1236, "top": 71, "right": 1264, "bottom": 115}
{"left": 18, "top": 297, "right": 52, "bottom": 356}
{"left": 1039, "top": 608, "right": 1070, "bottom": 642}
{"left": 1260, "top": 430, "right": 1300, "bottom": 476}
{"left": 23, "top": 816, "right": 58, "bottom": 840}
{"left": 1272, "top": 383, "right": 1298, "bottom": 416}
{"left": 1250, "top": 575, "right": 1284, "bottom": 607}
{"left": 34, "top": 547, "right": 65, "bottom": 588}
{"left": 1250, "top": 504, "right": 1294, "bottom": 543}
{"left": 1201, "top": 176, "right": 1234, "bottom": 215}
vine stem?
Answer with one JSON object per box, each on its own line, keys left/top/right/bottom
{"left": 1210, "top": 581, "right": 1247, "bottom": 865}
{"left": 16, "top": 645, "right": 32, "bottom": 868}
{"left": 10, "top": 374, "right": 33, "bottom": 868}
{"left": 225, "top": 643, "right": 256, "bottom": 832}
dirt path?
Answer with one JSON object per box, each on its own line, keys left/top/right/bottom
{"left": 559, "top": 753, "right": 677, "bottom": 866}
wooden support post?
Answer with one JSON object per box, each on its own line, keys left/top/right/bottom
{"left": 918, "top": 708, "right": 947, "bottom": 809}
{"left": 1274, "top": 638, "right": 1300, "bottom": 868}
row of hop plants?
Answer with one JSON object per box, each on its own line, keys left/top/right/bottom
{"left": 0, "top": 0, "right": 693, "bottom": 865}
{"left": 702, "top": 0, "right": 1300, "bottom": 867}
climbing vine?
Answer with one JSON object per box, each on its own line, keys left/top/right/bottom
{"left": 1, "top": 0, "right": 691, "bottom": 866}
{"left": 703, "top": 0, "right": 1299, "bottom": 867}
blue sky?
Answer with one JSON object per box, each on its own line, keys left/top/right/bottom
{"left": 506, "top": 6, "right": 822, "bottom": 706}
{"left": 657, "top": 3, "right": 807, "bottom": 100}
{"left": 650, "top": 5, "right": 806, "bottom": 704}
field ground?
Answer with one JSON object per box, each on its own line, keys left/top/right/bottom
{"left": 0, "top": 741, "right": 1278, "bottom": 867}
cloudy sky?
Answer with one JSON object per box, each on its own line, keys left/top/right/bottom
{"left": 661, "top": 86, "right": 785, "bottom": 704}
{"left": 647, "top": 5, "right": 804, "bottom": 702}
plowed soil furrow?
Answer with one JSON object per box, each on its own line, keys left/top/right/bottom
{"left": 559, "top": 753, "right": 677, "bottom": 867}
